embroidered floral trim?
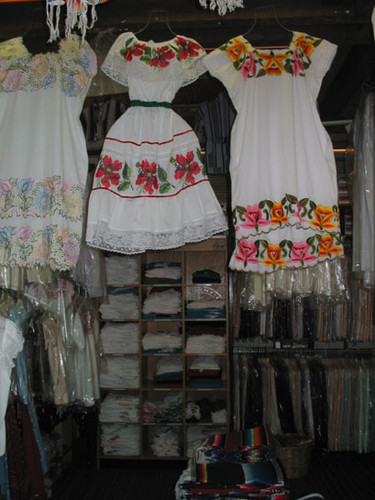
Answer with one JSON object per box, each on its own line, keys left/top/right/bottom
{"left": 0, "top": 224, "right": 81, "bottom": 270}
{"left": 94, "top": 148, "right": 205, "bottom": 196}
{"left": 234, "top": 232, "right": 343, "bottom": 270}
{"left": 221, "top": 33, "right": 322, "bottom": 77}
{"left": 120, "top": 35, "right": 203, "bottom": 69}
{"left": 233, "top": 195, "right": 341, "bottom": 233}
{"left": 0, "top": 35, "right": 96, "bottom": 95}
{"left": 0, "top": 176, "right": 84, "bottom": 221}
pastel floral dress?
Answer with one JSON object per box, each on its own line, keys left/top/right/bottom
{"left": 204, "top": 33, "right": 344, "bottom": 282}
{"left": 0, "top": 35, "right": 96, "bottom": 271}
{"left": 86, "top": 32, "right": 227, "bottom": 254}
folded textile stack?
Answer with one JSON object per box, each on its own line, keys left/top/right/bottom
{"left": 151, "top": 425, "right": 181, "bottom": 457}
{"left": 142, "top": 330, "right": 182, "bottom": 353}
{"left": 143, "top": 261, "right": 182, "bottom": 284}
{"left": 142, "top": 288, "right": 182, "bottom": 318}
{"left": 186, "top": 300, "right": 225, "bottom": 319}
{"left": 100, "top": 392, "right": 140, "bottom": 423}
{"left": 142, "top": 392, "right": 183, "bottom": 423}
{"left": 100, "top": 356, "right": 139, "bottom": 389}
{"left": 99, "top": 288, "right": 139, "bottom": 320}
{"left": 186, "top": 334, "right": 226, "bottom": 354}
{"left": 186, "top": 397, "right": 227, "bottom": 423}
{"left": 101, "top": 423, "right": 141, "bottom": 456}
{"left": 153, "top": 356, "right": 183, "bottom": 386}
{"left": 105, "top": 255, "right": 139, "bottom": 285}
{"left": 176, "top": 427, "right": 289, "bottom": 500}
{"left": 101, "top": 322, "right": 139, "bottom": 353}
{"left": 188, "top": 356, "right": 223, "bottom": 388}
{"left": 192, "top": 269, "right": 222, "bottom": 284}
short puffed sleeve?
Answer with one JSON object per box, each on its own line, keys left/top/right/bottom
{"left": 203, "top": 37, "right": 249, "bottom": 106}
{"left": 305, "top": 35, "right": 337, "bottom": 100}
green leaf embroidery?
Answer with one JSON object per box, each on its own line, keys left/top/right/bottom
{"left": 159, "top": 183, "right": 171, "bottom": 194}
{"left": 118, "top": 181, "right": 131, "bottom": 192}
{"left": 157, "top": 165, "right": 168, "bottom": 182}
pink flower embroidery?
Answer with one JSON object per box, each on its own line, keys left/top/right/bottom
{"left": 174, "top": 151, "right": 201, "bottom": 184}
{"left": 290, "top": 242, "right": 316, "bottom": 264}
{"left": 235, "top": 239, "right": 258, "bottom": 265}
{"left": 0, "top": 180, "right": 12, "bottom": 194}
{"left": 136, "top": 160, "right": 159, "bottom": 194}
{"left": 241, "top": 53, "right": 256, "bottom": 78}
{"left": 242, "top": 204, "right": 271, "bottom": 230}
{"left": 292, "top": 50, "right": 305, "bottom": 76}
{"left": 16, "top": 227, "right": 33, "bottom": 241}
{"left": 3, "top": 70, "right": 27, "bottom": 91}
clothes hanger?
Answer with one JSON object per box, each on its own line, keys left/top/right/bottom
{"left": 134, "top": 10, "right": 177, "bottom": 40}
{"left": 243, "top": 3, "right": 294, "bottom": 49}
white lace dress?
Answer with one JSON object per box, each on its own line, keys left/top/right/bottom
{"left": 0, "top": 316, "right": 23, "bottom": 456}
{"left": 0, "top": 36, "right": 96, "bottom": 271}
{"left": 86, "top": 33, "right": 227, "bottom": 254}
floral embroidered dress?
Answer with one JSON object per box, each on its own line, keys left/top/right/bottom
{"left": 204, "top": 33, "right": 344, "bottom": 280}
{"left": 86, "top": 33, "right": 227, "bottom": 254}
{"left": 0, "top": 35, "right": 96, "bottom": 271}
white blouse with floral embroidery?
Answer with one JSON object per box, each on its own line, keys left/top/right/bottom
{"left": 0, "top": 35, "right": 96, "bottom": 270}
{"left": 204, "top": 32, "right": 344, "bottom": 276}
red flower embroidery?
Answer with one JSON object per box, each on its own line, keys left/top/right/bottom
{"left": 175, "top": 37, "right": 201, "bottom": 60}
{"left": 150, "top": 46, "right": 175, "bottom": 68}
{"left": 136, "top": 160, "right": 159, "bottom": 194}
{"left": 174, "top": 151, "right": 201, "bottom": 184}
{"left": 124, "top": 42, "right": 146, "bottom": 61}
{"left": 96, "top": 155, "right": 122, "bottom": 189}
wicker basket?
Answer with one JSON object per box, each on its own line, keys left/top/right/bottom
{"left": 274, "top": 434, "right": 313, "bottom": 479}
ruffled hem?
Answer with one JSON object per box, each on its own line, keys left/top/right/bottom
{"left": 86, "top": 215, "right": 227, "bottom": 254}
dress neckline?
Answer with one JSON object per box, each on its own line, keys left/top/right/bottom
{"left": 0, "top": 34, "right": 84, "bottom": 61}
{"left": 241, "top": 31, "right": 300, "bottom": 52}
{"left": 128, "top": 32, "right": 180, "bottom": 47}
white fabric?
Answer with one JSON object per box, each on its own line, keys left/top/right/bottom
{"left": 86, "top": 32, "right": 227, "bottom": 254}
{"left": 204, "top": 32, "right": 344, "bottom": 286}
{"left": 0, "top": 35, "right": 96, "bottom": 270}
{"left": 0, "top": 316, "right": 24, "bottom": 456}
{"left": 142, "top": 289, "right": 182, "bottom": 315}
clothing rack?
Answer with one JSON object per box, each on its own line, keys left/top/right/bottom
{"left": 233, "top": 344, "right": 375, "bottom": 357}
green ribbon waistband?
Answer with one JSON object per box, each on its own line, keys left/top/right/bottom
{"left": 130, "top": 100, "right": 172, "bottom": 108}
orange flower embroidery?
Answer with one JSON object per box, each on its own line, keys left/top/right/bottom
{"left": 258, "top": 53, "right": 288, "bottom": 75}
{"left": 226, "top": 38, "right": 248, "bottom": 62}
{"left": 318, "top": 234, "right": 343, "bottom": 257}
{"left": 271, "top": 202, "right": 289, "bottom": 225}
{"left": 262, "top": 244, "right": 287, "bottom": 268}
{"left": 310, "top": 205, "right": 337, "bottom": 231}
{"left": 294, "top": 34, "right": 315, "bottom": 57}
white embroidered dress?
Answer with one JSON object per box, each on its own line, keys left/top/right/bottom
{"left": 86, "top": 33, "right": 227, "bottom": 254}
{"left": 0, "top": 36, "right": 96, "bottom": 271}
{"left": 204, "top": 33, "right": 344, "bottom": 281}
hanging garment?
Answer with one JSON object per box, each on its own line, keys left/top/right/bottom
{"left": 86, "top": 32, "right": 227, "bottom": 254}
{"left": 194, "top": 90, "right": 236, "bottom": 175}
{"left": 204, "top": 32, "right": 345, "bottom": 295}
{"left": 351, "top": 83, "right": 375, "bottom": 287}
{"left": 0, "top": 35, "right": 96, "bottom": 271}
{"left": 0, "top": 317, "right": 23, "bottom": 456}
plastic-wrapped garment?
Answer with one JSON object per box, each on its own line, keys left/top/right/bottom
{"left": 352, "top": 83, "right": 375, "bottom": 287}
{"left": 238, "top": 259, "right": 349, "bottom": 313}
{"left": 0, "top": 317, "right": 23, "bottom": 456}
